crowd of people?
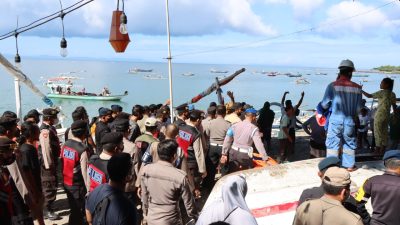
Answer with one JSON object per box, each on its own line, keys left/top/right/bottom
{"left": 0, "top": 59, "right": 399, "bottom": 225}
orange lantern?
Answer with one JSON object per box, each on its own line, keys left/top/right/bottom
{"left": 109, "top": 10, "right": 130, "bottom": 53}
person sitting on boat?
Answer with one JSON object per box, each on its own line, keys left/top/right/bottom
{"left": 66, "top": 87, "right": 72, "bottom": 95}
{"left": 101, "top": 87, "right": 111, "bottom": 96}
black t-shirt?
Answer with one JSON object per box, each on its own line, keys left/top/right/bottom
{"left": 20, "top": 143, "right": 42, "bottom": 191}
{"left": 86, "top": 184, "right": 137, "bottom": 225}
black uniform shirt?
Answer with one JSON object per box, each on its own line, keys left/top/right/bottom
{"left": 355, "top": 172, "right": 400, "bottom": 225}
{"left": 20, "top": 143, "right": 42, "bottom": 191}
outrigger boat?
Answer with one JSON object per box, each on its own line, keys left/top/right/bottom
{"left": 45, "top": 76, "right": 128, "bottom": 101}
{"left": 210, "top": 68, "right": 229, "bottom": 73}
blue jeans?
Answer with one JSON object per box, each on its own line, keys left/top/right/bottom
{"left": 326, "top": 117, "right": 357, "bottom": 168}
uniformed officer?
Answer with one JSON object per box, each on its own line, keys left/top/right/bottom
{"left": 176, "top": 110, "right": 207, "bottom": 198}
{"left": 94, "top": 107, "right": 112, "bottom": 154}
{"left": 61, "top": 120, "right": 92, "bottom": 225}
{"left": 141, "top": 139, "right": 198, "bottom": 225}
{"left": 114, "top": 119, "right": 137, "bottom": 203}
{"left": 38, "top": 108, "right": 61, "bottom": 220}
{"left": 294, "top": 167, "right": 363, "bottom": 225}
{"left": 23, "top": 109, "right": 41, "bottom": 124}
{"left": 221, "top": 108, "right": 268, "bottom": 173}
{"left": 87, "top": 132, "right": 124, "bottom": 192}
{"left": 174, "top": 104, "right": 189, "bottom": 127}
{"left": 204, "top": 105, "right": 230, "bottom": 189}
{"left": 355, "top": 150, "right": 400, "bottom": 225}
{"left": 0, "top": 137, "right": 17, "bottom": 225}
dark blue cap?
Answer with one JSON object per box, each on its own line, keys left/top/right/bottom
{"left": 111, "top": 105, "right": 123, "bottom": 113}
{"left": 318, "top": 157, "right": 340, "bottom": 172}
{"left": 99, "top": 107, "right": 112, "bottom": 117}
{"left": 245, "top": 108, "right": 257, "bottom": 114}
{"left": 383, "top": 150, "right": 400, "bottom": 161}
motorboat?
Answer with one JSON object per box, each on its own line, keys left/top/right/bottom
{"left": 210, "top": 68, "right": 229, "bottom": 73}
{"left": 182, "top": 72, "right": 195, "bottom": 77}
{"left": 296, "top": 78, "right": 310, "bottom": 84}
{"left": 45, "top": 76, "right": 127, "bottom": 101}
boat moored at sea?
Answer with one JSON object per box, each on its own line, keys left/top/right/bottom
{"left": 44, "top": 76, "right": 128, "bottom": 101}
{"left": 210, "top": 68, "right": 229, "bottom": 73}
{"left": 128, "top": 67, "right": 153, "bottom": 73}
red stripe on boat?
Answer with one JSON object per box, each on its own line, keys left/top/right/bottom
{"left": 251, "top": 201, "right": 299, "bottom": 218}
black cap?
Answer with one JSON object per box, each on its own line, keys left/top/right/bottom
{"left": 0, "top": 137, "right": 16, "bottom": 152}
{"left": 26, "top": 109, "right": 41, "bottom": 118}
{"left": 176, "top": 104, "right": 188, "bottom": 114}
{"left": 114, "top": 119, "right": 130, "bottom": 132}
{"left": 71, "top": 120, "right": 88, "bottom": 131}
{"left": 2, "top": 111, "right": 18, "bottom": 119}
{"left": 189, "top": 110, "right": 203, "bottom": 120}
{"left": 111, "top": 105, "right": 123, "bottom": 113}
{"left": 318, "top": 157, "right": 341, "bottom": 172}
{"left": 99, "top": 107, "right": 112, "bottom": 117}
{"left": 42, "top": 108, "right": 59, "bottom": 117}
{"left": 101, "top": 132, "right": 123, "bottom": 145}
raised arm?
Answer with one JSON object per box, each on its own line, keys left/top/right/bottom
{"left": 295, "top": 91, "right": 305, "bottom": 109}
{"left": 281, "top": 91, "right": 289, "bottom": 106}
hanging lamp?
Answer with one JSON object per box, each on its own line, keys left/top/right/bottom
{"left": 109, "top": 0, "right": 130, "bottom": 53}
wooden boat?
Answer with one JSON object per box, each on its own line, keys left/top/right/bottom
{"left": 353, "top": 74, "right": 369, "bottom": 77}
{"left": 128, "top": 68, "right": 153, "bottom": 73}
{"left": 296, "top": 78, "right": 310, "bottom": 84}
{"left": 143, "top": 74, "right": 166, "bottom": 80}
{"left": 45, "top": 77, "right": 127, "bottom": 101}
{"left": 315, "top": 72, "right": 328, "bottom": 75}
{"left": 210, "top": 68, "right": 229, "bottom": 73}
{"left": 182, "top": 72, "right": 195, "bottom": 77}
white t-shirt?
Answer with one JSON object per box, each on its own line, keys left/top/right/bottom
{"left": 358, "top": 114, "right": 369, "bottom": 132}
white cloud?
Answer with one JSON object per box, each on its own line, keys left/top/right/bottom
{"left": 317, "top": 1, "right": 388, "bottom": 36}
{"left": 289, "top": 0, "right": 324, "bottom": 20}
{"left": 0, "top": 0, "right": 277, "bottom": 38}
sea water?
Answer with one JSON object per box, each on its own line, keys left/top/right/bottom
{"left": 0, "top": 58, "right": 398, "bottom": 125}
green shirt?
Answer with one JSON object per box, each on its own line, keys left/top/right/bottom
{"left": 372, "top": 90, "right": 396, "bottom": 119}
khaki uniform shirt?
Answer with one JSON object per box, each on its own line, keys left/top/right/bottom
{"left": 141, "top": 161, "right": 198, "bottom": 225}
{"left": 293, "top": 196, "right": 363, "bottom": 225}
{"left": 225, "top": 113, "right": 241, "bottom": 124}
{"left": 206, "top": 117, "right": 231, "bottom": 145}
{"left": 123, "top": 137, "right": 137, "bottom": 193}
{"left": 222, "top": 120, "right": 267, "bottom": 160}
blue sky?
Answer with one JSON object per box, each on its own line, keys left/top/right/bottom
{"left": 1, "top": 0, "right": 400, "bottom": 68}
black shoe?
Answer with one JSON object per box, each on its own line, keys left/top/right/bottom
{"left": 44, "top": 210, "right": 61, "bottom": 221}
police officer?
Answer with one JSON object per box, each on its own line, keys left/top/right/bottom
{"left": 141, "top": 139, "right": 198, "bottom": 225}
{"left": 61, "top": 120, "right": 92, "bottom": 225}
{"left": 114, "top": 119, "right": 137, "bottom": 203}
{"left": 320, "top": 59, "right": 362, "bottom": 171}
{"left": 87, "top": 132, "right": 123, "bottom": 192}
{"left": 94, "top": 107, "right": 112, "bottom": 154}
{"left": 355, "top": 150, "right": 400, "bottom": 225}
{"left": 294, "top": 167, "right": 363, "bottom": 225}
{"left": 0, "top": 137, "right": 17, "bottom": 225}
{"left": 134, "top": 118, "right": 159, "bottom": 176}
{"left": 221, "top": 108, "right": 268, "bottom": 173}
{"left": 298, "top": 157, "right": 369, "bottom": 224}
{"left": 176, "top": 110, "right": 206, "bottom": 198}
{"left": 204, "top": 105, "right": 230, "bottom": 189}
{"left": 129, "top": 105, "right": 144, "bottom": 142}
{"left": 38, "top": 108, "right": 61, "bottom": 220}
{"left": 174, "top": 105, "right": 189, "bottom": 127}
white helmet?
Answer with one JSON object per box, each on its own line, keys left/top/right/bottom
{"left": 338, "top": 59, "right": 355, "bottom": 71}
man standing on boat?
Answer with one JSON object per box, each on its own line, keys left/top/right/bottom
{"left": 320, "top": 59, "right": 362, "bottom": 171}
{"left": 39, "top": 108, "right": 61, "bottom": 220}
{"left": 95, "top": 107, "right": 112, "bottom": 154}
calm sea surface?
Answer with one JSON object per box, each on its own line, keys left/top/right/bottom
{"left": 0, "top": 58, "right": 398, "bottom": 125}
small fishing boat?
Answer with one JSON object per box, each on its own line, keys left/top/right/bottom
{"left": 296, "top": 78, "right": 310, "bottom": 84}
{"left": 315, "top": 72, "right": 328, "bottom": 75}
{"left": 45, "top": 77, "right": 127, "bottom": 101}
{"left": 210, "top": 68, "right": 229, "bottom": 73}
{"left": 288, "top": 73, "right": 302, "bottom": 78}
{"left": 182, "top": 72, "right": 195, "bottom": 77}
{"left": 128, "top": 68, "right": 153, "bottom": 73}
{"left": 143, "top": 74, "right": 166, "bottom": 80}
